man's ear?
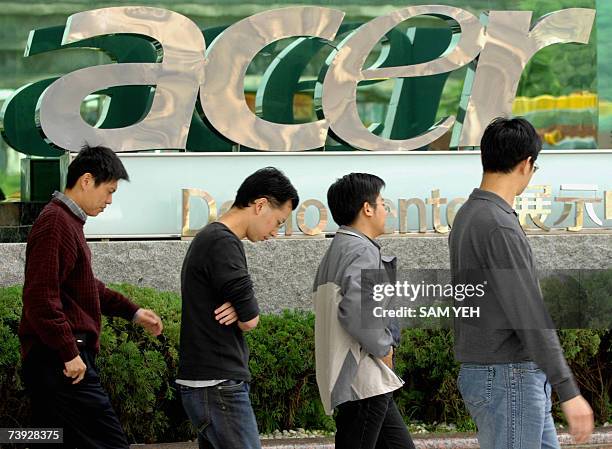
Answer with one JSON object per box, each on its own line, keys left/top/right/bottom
{"left": 363, "top": 201, "right": 374, "bottom": 217}
{"left": 521, "top": 157, "right": 533, "bottom": 176}
{"left": 513, "top": 158, "right": 530, "bottom": 177}
{"left": 79, "top": 173, "right": 94, "bottom": 190}
{"left": 253, "top": 197, "right": 267, "bottom": 215}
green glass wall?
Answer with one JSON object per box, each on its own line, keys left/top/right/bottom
{"left": 0, "top": 0, "right": 602, "bottom": 198}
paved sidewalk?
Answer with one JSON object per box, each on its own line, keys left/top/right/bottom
{"left": 131, "top": 428, "right": 612, "bottom": 449}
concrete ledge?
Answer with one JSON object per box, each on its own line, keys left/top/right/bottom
{"left": 1, "top": 233, "right": 611, "bottom": 313}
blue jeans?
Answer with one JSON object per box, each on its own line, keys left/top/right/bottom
{"left": 458, "top": 362, "right": 560, "bottom": 449}
{"left": 180, "top": 380, "right": 261, "bottom": 449}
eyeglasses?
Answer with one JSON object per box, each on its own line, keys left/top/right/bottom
{"left": 370, "top": 200, "right": 390, "bottom": 212}
{"left": 381, "top": 202, "right": 391, "bottom": 213}
{"left": 533, "top": 162, "right": 540, "bottom": 173}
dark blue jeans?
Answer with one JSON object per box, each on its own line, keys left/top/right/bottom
{"left": 180, "top": 380, "right": 261, "bottom": 449}
{"left": 22, "top": 345, "right": 129, "bottom": 449}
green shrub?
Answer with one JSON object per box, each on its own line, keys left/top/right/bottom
{"left": 541, "top": 270, "right": 612, "bottom": 424}
{"left": 246, "top": 310, "right": 334, "bottom": 433}
{"left": 394, "top": 329, "right": 475, "bottom": 431}
{"left": 393, "top": 327, "right": 612, "bottom": 431}
{"left": 0, "top": 286, "right": 27, "bottom": 429}
{"left": 0, "top": 284, "right": 610, "bottom": 444}
{"left": 98, "top": 284, "right": 188, "bottom": 443}
{"left": 0, "top": 286, "right": 333, "bottom": 442}
{"left": 0, "top": 284, "right": 190, "bottom": 443}
{"left": 542, "top": 270, "right": 612, "bottom": 329}
{"left": 559, "top": 329, "right": 611, "bottom": 424}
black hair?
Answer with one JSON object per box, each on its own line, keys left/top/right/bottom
{"left": 66, "top": 144, "right": 129, "bottom": 189}
{"left": 327, "top": 173, "right": 385, "bottom": 226}
{"left": 232, "top": 167, "right": 299, "bottom": 210}
{"left": 480, "top": 117, "right": 542, "bottom": 174}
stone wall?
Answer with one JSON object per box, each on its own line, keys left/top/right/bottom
{"left": 1, "top": 233, "right": 611, "bottom": 313}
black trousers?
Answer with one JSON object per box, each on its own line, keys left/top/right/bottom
{"left": 335, "top": 393, "right": 416, "bottom": 449}
{"left": 21, "top": 345, "right": 129, "bottom": 449}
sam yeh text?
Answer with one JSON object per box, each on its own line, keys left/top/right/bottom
{"left": 373, "top": 306, "right": 480, "bottom": 318}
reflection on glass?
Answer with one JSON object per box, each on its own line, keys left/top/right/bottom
{"left": 0, "top": 0, "right": 603, "bottom": 190}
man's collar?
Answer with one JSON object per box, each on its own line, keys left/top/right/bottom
{"left": 52, "top": 191, "right": 88, "bottom": 222}
{"left": 469, "top": 188, "right": 516, "bottom": 215}
{"left": 337, "top": 225, "right": 381, "bottom": 249}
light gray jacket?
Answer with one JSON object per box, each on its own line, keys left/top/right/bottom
{"left": 313, "top": 226, "right": 403, "bottom": 415}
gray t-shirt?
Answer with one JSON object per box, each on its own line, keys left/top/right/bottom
{"left": 449, "top": 188, "right": 579, "bottom": 402}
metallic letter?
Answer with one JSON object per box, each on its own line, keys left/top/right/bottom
{"left": 426, "top": 189, "right": 449, "bottom": 234}
{"left": 514, "top": 185, "right": 552, "bottom": 231}
{"left": 38, "top": 7, "right": 205, "bottom": 151}
{"left": 399, "top": 198, "right": 427, "bottom": 233}
{"left": 554, "top": 184, "right": 602, "bottom": 231}
{"left": 446, "top": 198, "right": 466, "bottom": 228}
{"left": 200, "top": 7, "right": 344, "bottom": 151}
{"left": 383, "top": 199, "right": 398, "bottom": 234}
{"left": 457, "top": 8, "right": 595, "bottom": 146}
{"left": 321, "top": 5, "right": 484, "bottom": 151}
{"left": 219, "top": 200, "right": 233, "bottom": 217}
{"left": 281, "top": 212, "right": 294, "bottom": 237}
{"left": 296, "top": 199, "right": 328, "bottom": 236}
{"left": 1, "top": 79, "right": 65, "bottom": 157}
{"left": 182, "top": 189, "right": 217, "bottom": 238}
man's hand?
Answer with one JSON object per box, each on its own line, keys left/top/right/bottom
{"left": 561, "top": 395, "right": 594, "bottom": 444}
{"left": 381, "top": 347, "right": 393, "bottom": 369}
{"left": 134, "top": 308, "right": 163, "bottom": 336}
{"left": 215, "top": 302, "right": 239, "bottom": 325}
{"left": 64, "top": 355, "right": 86, "bottom": 384}
{"left": 238, "top": 315, "right": 260, "bottom": 332}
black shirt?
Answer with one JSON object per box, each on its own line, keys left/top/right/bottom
{"left": 178, "top": 222, "right": 260, "bottom": 381}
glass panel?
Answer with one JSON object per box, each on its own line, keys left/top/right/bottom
{"left": 0, "top": 0, "right": 604, "bottom": 199}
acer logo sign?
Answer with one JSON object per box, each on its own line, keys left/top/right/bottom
{"left": 0, "top": 5, "right": 595, "bottom": 155}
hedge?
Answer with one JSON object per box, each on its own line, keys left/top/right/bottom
{"left": 0, "top": 283, "right": 609, "bottom": 443}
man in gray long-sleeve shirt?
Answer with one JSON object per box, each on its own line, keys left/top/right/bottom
{"left": 449, "top": 117, "right": 593, "bottom": 448}
{"left": 314, "top": 173, "right": 415, "bottom": 449}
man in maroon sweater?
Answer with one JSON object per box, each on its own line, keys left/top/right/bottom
{"left": 19, "top": 145, "right": 163, "bottom": 448}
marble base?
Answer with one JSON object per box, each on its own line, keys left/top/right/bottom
{"left": 0, "top": 201, "right": 47, "bottom": 242}
{"left": 1, "top": 233, "right": 610, "bottom": 313}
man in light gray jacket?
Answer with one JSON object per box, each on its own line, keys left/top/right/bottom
{"left": 313, "top": 173, "right": 415, "bottom": 449}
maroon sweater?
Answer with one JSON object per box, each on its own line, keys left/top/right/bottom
{"left": 19, "top": 199, "right": 140, "bottom": 362}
